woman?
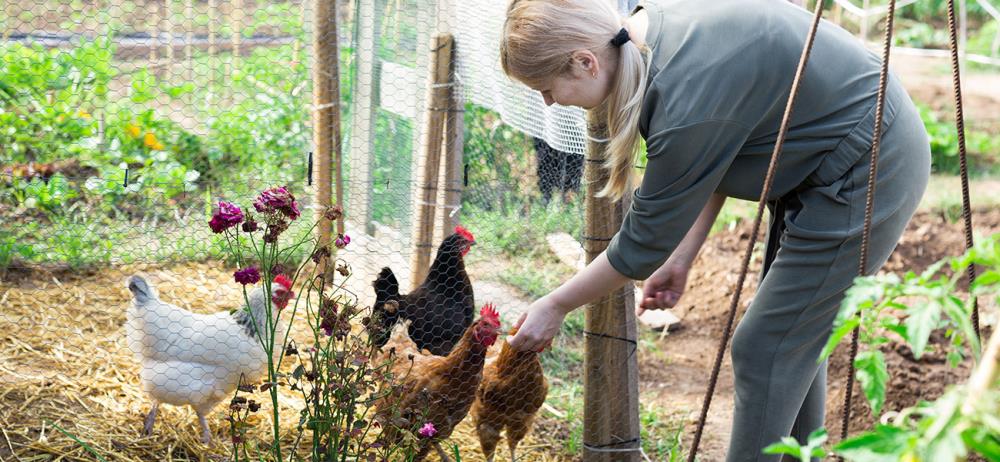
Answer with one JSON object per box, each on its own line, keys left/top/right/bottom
{"left": 501, "top": 0, "right": 930, "bottom": 460}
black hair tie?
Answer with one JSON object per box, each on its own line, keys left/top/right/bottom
{"left": 610, "top": 27, "right": 630, "bottom": 47}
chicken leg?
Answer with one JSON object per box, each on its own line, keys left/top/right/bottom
{"left": 142, "top": 403, "right": 159, "bottom": 436}
{"left": 433, "top": 441, "right": 453, "bottom": 462}
{"left": 197, "top": 410, "right": 212, "bottom": 444}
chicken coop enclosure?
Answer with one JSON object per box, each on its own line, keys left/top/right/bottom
{"left": 3, "top": 0, "right": 1000, "bottom": 460}
{"left": 1, "top": 0, "right": 650, "bottom": 460}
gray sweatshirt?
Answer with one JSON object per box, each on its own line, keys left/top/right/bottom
{"left": 605, "top": 0, "right": 908, "bottom": 279}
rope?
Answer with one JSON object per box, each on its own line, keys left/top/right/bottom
{"left": 946, "top": 0, "right": 981, "bottom": 341}
{"left": 839, "top": 0, "right": 898, "bottom": 453}
{"left": 687, "top": 3, "right": 826, "bottom": 460}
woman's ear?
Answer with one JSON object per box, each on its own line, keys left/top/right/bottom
{"left": 571, "top": 49, "right": 600, "bottom": 78}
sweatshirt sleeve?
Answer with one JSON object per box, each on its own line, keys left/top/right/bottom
{"left": 606, "top": 119, "right": 750, "bottom": 280}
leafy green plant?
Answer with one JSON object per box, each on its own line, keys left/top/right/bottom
{"left": 764, "top": 428, "right": 828, "bottom": 462}
{"left": 11, "top": 174, "right": 78, "bottom": 213}
{"left": 768, "top": 234, "right": 1000, "bottom": 462}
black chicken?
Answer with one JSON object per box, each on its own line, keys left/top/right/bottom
{"left": 368, "top": 226, "right": 476, "bottom": 356}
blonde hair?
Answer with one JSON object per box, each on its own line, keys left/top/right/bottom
{"left": 501, "top": 0, "right": 648, "bottom": 200}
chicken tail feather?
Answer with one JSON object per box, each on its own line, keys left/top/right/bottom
{"left": 374, "top": 267, "right": 400, "bottom": 302}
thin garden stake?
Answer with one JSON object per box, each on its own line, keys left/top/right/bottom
{"left": 945, "top": 0, "right": 980, "bottom": 340}
{"left": 840, "top": 0, "right": 898, "bottom": 452}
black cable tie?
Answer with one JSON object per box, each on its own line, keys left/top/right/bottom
{"left": 583, "top": 437, "right": 641, "bottom": 449}
{"left": 584, "top": 330, "right": 638, "bottom": 358}
{"left": 307, "top": 151, "right": 313, "bottom": 186}
{"left": 443, "top": 187, "right": 463, "bottom": 193}
{"left": 463, "top": 163, "right": 469, "bottom": 187}
{"left": 582, "top": 235, "right": 613, "bottom": 242}
{"left": 415, "top": 243, "right": 435, "bottom": 249}
{"left": 123, "top": 167, "right": 128, "bottom": 187}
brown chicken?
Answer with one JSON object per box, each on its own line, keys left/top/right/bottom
{"left": 471, "top": 326, "right": 549, "bottom": 462}
{"left": 375, "top": 303, "right": 501, "bottom": 462}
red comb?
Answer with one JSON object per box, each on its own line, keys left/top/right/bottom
{"left": 480, "top": 303, "right": 499, "bottom": 322}
{"left": 454, "top": 225, "right": 475, "bottom": 242}
{"left": 273, "top": 274, "right": 293, "bottom": 290}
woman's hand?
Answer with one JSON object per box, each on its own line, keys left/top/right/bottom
{"left": 506, "top": 296, "right": 569, "bottom": 352}
{"left": 638, "top": 262, "right": 690, "bottom": 315}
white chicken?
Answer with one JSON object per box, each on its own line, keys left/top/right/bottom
{"left": 125, "top": 275, "right": 280, "bottom": 444}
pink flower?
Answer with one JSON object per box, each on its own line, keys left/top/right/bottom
{"left": 271, "top": 274, "right": 294, "bottom": 310}
{"left": 417, "top": 422, "right": 437, "bottom": 438}
{"left": 253, "top": 186, "right": 300, "bottom": 220}
{"left": 334, "top": 234, "right": 351, "bottom": 249}
{"left": 234, "top": 266, "right": 261, "bottom": 285}
{"left": 209, "top": 201, "right": 244, "bottom": 233}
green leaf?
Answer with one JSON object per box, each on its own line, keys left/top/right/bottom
{"left": 821, "top": 317, "right": 860, "bottom": 362}
{"left": 904, "top": 299, "right": 941, "bottom": 358}
{"left": 834, "top": 425, "right": 911, "bottom": 461}
{"left": 962, "top": 427, "right": 1000, "bottom": 460}
{"left": 855, "top": 350, "right": 889, "bottom": 416}
{"left": 763, "top": 438, "right": 803, "bottom": 456}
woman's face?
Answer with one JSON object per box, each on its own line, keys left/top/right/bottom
{"left": 529, "top": 49, "right": 612, "bottom": 110}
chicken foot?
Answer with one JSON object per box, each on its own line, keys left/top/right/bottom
{"left": 433, "top": 441, "right": 453, "bottom": 462}
{"left": 142, "top": 403, "right": 159, "bottom": 436}
{"left": 197, "top": 410, "right": 212, "bottom": 445}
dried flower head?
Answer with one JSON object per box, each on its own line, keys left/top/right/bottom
{"left": 324, "top": 205, "right": 344, "bottom": 221}
{"left": 336, "top": 263, "right": 351, "bottom": 277}
{"left": 234, "top": 266, "right": 261, "bottom": 285}
{"left": 241, "top": 214, "right": 259, "bottom": 232}
{"left": 311, "top": 246, "right": 331, "bottom": 264}
{"left": 254, "top": 186, "right": 300, "bottom": 220}
{"left": 209, "top": 201, "right": 244, "bottom": 233}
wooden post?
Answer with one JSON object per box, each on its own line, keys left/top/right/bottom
{"left": 149, "top": 0, "right": 160, "bottom": 64}
{"left": 230, "top": 0, "right": 244, "bottom": 77}
{"left": 348, "top": 0, "right": 379, "bottom": 236}
{"left": 439, "top": 53, "right": 464, "bottom": 234}
{"left": 582, "top": 107, "right": 641, "bottom": 462}
{"left": 409, "top": 33, "right": 453, "bottom": 289}
{"left": 313, "top": 0, "right": 344, "bottom": 261}
{"left": 185, "top": 0, "right": 193, "bottom": 85}
{"left": 208, "top": 0, "right": 217, "bottom": 90}
{"left": 164, "top": 0, "right": 175, "bottom": 62}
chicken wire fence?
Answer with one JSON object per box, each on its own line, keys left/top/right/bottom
{"left": 9, "top": 0, "right": 990, "bottom": 460}
{"left": 2, "top": 0, "right": 656, "bottom": 457}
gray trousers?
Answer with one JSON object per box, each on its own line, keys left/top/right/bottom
{"left": 725, "top": 87, "right": 930, "bottom": 462}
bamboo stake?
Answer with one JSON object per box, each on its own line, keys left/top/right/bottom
{"left": 348, "top": 0, "right": 380, "bottom": 236}
{"left": 439, "top": 52, "right": 464, "bottom": 235}
{"left": 164, "top": 0, "right": 175, "bottom": 62}
{"left": 185, "top": 0, "right": 193, "bottom": 85}
{"left": 231, "top": 0, "right": 244, "bottom": 76}
{"left": 208, "top": 0, "right": 217, "bottom": 91}
{"left": 149, "top": 0, "right": 160, "bottom": 64}
{"left": 582, "top": 106, "right": 640, "bottom": 462}
{"left": 410, "top": 33, "right": 454, "bottom": 289}
{"left": 963, "top": 326, "right": 999, "bottom": 414}
{"left": 313, "top": 0, "right": 344, "bottom": 269}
